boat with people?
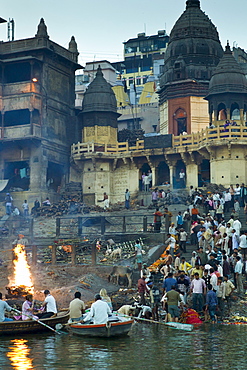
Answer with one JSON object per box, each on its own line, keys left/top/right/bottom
{"left": 0, "top": 311, "right": 69, "bottom": 336}
{"left": 69, "top": 315, "right": 134, "bottom": 338}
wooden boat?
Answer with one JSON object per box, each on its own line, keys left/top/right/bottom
{"left": 0, "top": 311, "right": 69, "bottom": 336}
{"left": 69, "top": 316, "right": 134, "bottom": 338}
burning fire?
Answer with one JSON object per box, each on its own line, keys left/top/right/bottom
{"left": 8, "top": 244, "right": 34, "bottom": 294}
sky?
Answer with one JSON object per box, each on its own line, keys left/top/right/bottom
{"left": 1, "top": 0, "right": 247, "bottom": 71}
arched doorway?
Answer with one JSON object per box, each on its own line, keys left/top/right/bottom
{"left": 217, "top": 103, "right": 227, "bottom": 120}
{"left": 140, "top": 163, "right": 151, "bottom": 191}
{"left": 198, "top": 159, "right": 210, "bottom": 187}
{"left": 173, "top": 108, "right": 187, "bottom": 135}
{"left": 231, "top": 103, "right": 240, "bottom": 120}
{"left": 174, "top": 160, "right": 186, "bottom": 189}
{"left": 157, "top": 161, "right": 170, "bottom": 185}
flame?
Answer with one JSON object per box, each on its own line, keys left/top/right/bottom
{"left": 9, "top": 244, "right": 34, "bottom": 293}
{"left": 7, "top": 339, "right": 33, "bottom": 370}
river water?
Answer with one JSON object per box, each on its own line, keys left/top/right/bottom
{"left": 0, "top": 323, "right": 246, "bottom": 370}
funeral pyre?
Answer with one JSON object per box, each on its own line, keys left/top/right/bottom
{"left": 6, "top": 243, "right": 34, "bottom": 299}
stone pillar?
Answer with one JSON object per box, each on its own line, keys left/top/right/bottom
{"left": 169, "top": 165, "right": 174, "bottom": 188}
{"left": 29, "top": 145, "right": 47, "bottom": 191}
{"left": 227, "top": 108, "right": 231, "bottom": 120}
{"left": 213, "top": 110, "right": 217, "bottom": 123}
{"left": 151, "top": 166, "right": 156, "bottom": 186}
{"left": 209, "top": 111, "right": 213, "bottom": 124}
{"left": 186, "top": 163, "right": 198, "bottom": 188}
{"left": 0, "top": 156, "right": 4, "bottom": 180}
{"left": 240, "top": 109, "right": 244, "bottom": 125}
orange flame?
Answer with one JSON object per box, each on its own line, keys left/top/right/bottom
{"left": 9, "top": 244, "right": 34, "bottom": 293}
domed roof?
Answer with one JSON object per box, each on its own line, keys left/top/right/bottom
{"left": 82, "top": 66, "right": 118, "bottom": 114}
{"left": 170, "top": 0, "right": 220, "bottom": 43}
{"left": 208, "top": 43, "right": 247, "bottom": 96}
{"left": 160, "top": 0, "right": 223, "bottom": 91}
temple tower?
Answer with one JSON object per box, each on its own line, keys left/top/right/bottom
{"left": 205, "top": 43, "right": 247, "bottom": 125}
{"left": 81, "top": 66, "right": 120, "bottom": 145}
{"left": 159, "top": 0, "right": 223, "bottom": 135}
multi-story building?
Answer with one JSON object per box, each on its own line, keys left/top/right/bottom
{"left": 121, "top": 30, "right": 169, "bottom": 90}
{"left": 0, "top": 18, "right": 81, "bottom": 207}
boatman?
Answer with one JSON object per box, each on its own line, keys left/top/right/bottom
{"left": 82, "top": 294, "right": 111, "bottom": 325}
{"left": 0, "top": 292, "right": 13, "bottom": 322}
{"left": 69, "top": 291, "right": 85, "bottom": 322}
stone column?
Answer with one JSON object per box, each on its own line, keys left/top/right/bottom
{"left": 29, "top": 145, "right": 47, "bottom": 191}
{"left": 0, "top": 156, "right": 4, "bottom": 180}
{"left": 151, "top": 166, "right": 157, "bottom": 187}
{"left": 227, "top": 108, "right": 231, "bottom": 120}
{"left": 186, "top": 163, "right": 198, "bottom": 188}
{"left": 240, "top": 109, "right": 244, "bottom": 125}
{"left": 213, "top": 110, "right": 217, "bottom": 123}
{"left": 169, "top": 165, "right": 174, "bottom": 188}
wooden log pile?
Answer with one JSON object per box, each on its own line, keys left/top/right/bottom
{"left": 61, "top": 182, "right": 83, "bottom": 202}
{"left": 32, "top": 182, "right": 91, "bottom": 217}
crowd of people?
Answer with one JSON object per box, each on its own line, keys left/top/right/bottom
{"left": 136, "top": 183, "right": 247, "bottom": 323}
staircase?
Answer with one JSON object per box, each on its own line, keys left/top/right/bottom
{"left": 224, "top": 207, "right": 246, "bottom": 229}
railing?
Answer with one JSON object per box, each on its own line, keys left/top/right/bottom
{"left": 72, "top": 140, "right": 145, "bottom": 155}
{"left": 71, "top": 126, "right": 247, "bottom": 156}
{"left": 173, "top": 126, "right": 247, "bottom": 149}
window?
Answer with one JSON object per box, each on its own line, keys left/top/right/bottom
{"left": 5, "top": 62, "right": 31, "bottom": 83}
{"left": 136, "top": 77, "right": 142, "bottom": 85}
{"left": 142, "top": 76, "right": 148, "bottom": 84}
{"left": 4, "top": 109, "right": 30, "bottom": 127}
{"left": 4, "top": 161, "right": 30, "bottom": 190}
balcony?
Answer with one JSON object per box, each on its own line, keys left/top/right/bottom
{"left": 1, "top": 124, "right": 41, "bottom": 140}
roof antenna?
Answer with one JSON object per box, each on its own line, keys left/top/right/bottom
{"left": 7, "top": 18, "right": 14, "bottom": 41}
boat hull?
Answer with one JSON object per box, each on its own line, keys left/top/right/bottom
{"left": 0, "top": 312, "right": 69, "bottom": 335}
{"left": 70, "top": 319, "right": 134, "bottom": 338}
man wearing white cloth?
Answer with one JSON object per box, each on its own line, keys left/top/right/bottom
{"left": 82, "top": 294, "right": 111, "bottom": 325}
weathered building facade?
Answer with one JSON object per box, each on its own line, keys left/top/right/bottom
{"left": 0, "top": 19, "right": 81, "bottom": 207}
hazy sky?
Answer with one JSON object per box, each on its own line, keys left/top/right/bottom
{"left": 1, "top": 0, "right": 246, "bottom": 69}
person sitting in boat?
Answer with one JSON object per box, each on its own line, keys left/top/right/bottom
{"left": 37, "top": 290, "right": 57, "bottom": 319}
{"left": 82, "top": 294, "right": 111, "bottom": 325}
{"left": 0, "top": 292, "right": 13, "bottom": 322}
{"left": 69, "top": 291, "right": 85, "bottom": 322}
{"left": 22, "top": 294, "right": 39, "bottom": 320}
{"left": 99, "top": 289, "right": 113, "bottom": 311}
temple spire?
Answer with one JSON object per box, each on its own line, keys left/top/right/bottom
{"left": 35, "top": 18, "right": 49, "bottom": 38}
{"left": 225, "top": 40, "right": 231, "bottom": 53}
{"left": 186, "top": 0, "right": 200, "bottom": 8}
{"left": 68, "top": 36, "right": 78, "bottom": 53}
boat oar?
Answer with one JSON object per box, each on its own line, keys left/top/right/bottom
{"left": 118, "top": 314, "right": 193, "bottom": 331}
{"left": 12, "top": 308, "right": 62, "bottom": 335}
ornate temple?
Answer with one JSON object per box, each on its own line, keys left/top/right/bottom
{"left": 71, "top": 0, "right": 247, "bottom": 203}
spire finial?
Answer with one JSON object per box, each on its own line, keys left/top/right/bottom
{"left": 68, "top": 36, "right": 78, "bottom": 53}
{"left": 186, "top": 0, "right": 200, "bottom": 9}
{"left": 225, "top": 41, "right": 231, "bottom": 53}
{"left": 96, "top": 65, "right": 104, "bottom": 77}
{"left": 35, "top": 18, "right": 49, "bottom": 38}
